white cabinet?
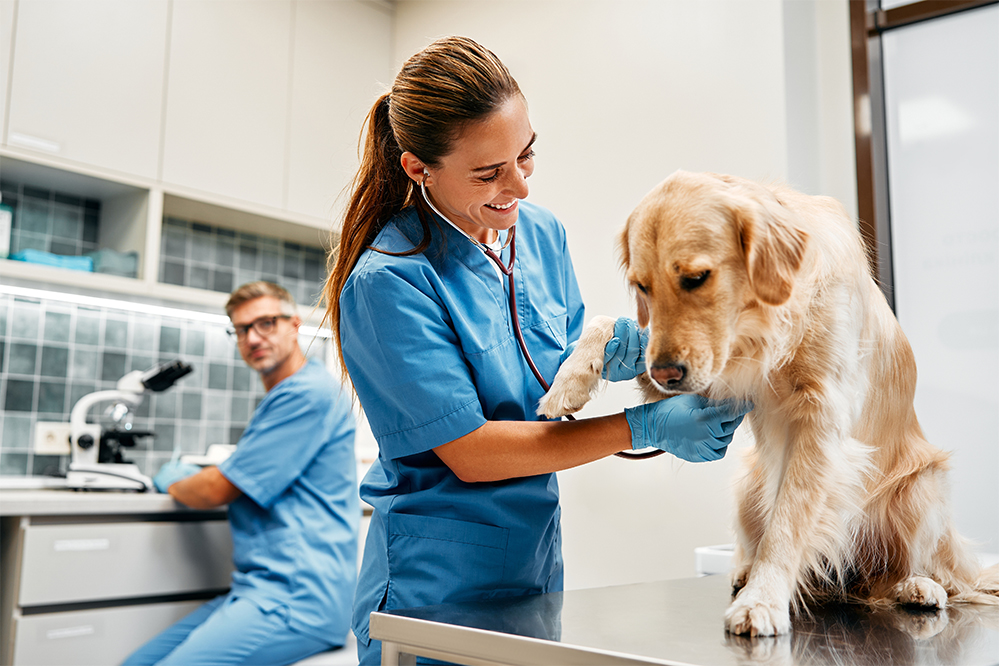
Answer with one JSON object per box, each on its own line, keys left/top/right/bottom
{"left": 1, "top": 513, "right": 233, "bottom": 666}
{"left": 0, "top": 0, "right": 15, "bottom": 138}
{"left": 19, "top": 521, "right": 233, "bottom": 606}
{"left": 2, "top": 0, "right": 393, "bottom": 223}
{"left": 5, "top": 0, "right": 169, "bottom": 180}
{"left": 161, "top": 0, "right": 292, "bottom": 210}
{"left": 0, "top": 0, "right": 393, "bottom": 308}
{"left": 13, "top": 600, "right": 204, "bottom": 666}
{"left": 286, "top": 0, "right": 392, "bottom": 220}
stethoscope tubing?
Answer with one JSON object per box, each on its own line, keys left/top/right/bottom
{"left": 419, "top": 180, "right": 661, "bottom": 459}
{"left": 484, "top": 235, "right": 662, "bottom": 460}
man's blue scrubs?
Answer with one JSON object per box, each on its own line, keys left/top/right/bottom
{"left": 339, "top": 202, "right": 584, "bottom": 665}
{"left": 123, "top": 359, "right": 358, "bottom": 666}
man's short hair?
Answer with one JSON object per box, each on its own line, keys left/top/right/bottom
{"left": 226, "top": 281, "right": 298, "bottom": 318}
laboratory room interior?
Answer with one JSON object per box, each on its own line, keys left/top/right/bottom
{"left": 0, "top": 0, "right": 996, "bottom": 665}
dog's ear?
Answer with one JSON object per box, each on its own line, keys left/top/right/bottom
{"left": 735, "top": 199, "right": 808, "bottom": 306}
{"left": 635, "top": 293, "right": 650, "bottom": 328}
{"left": 617, "top": 214, "right": 650, "bottom": 327}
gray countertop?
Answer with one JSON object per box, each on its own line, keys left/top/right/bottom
{"left": 0, "top": 488, "right": 222, "bottom": 517}
{"left": 371, "top": 574, "right": 1000, "bottom": 666}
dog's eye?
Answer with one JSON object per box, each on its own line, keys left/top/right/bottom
{"left": 680, "top": 270, "right": 711, "bottom": 291}
{"left": 635, "top": 283, "right": 649, "bottom": 295}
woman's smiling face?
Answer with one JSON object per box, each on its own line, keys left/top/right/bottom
{"left": 413, "top": 96, "right": 536, "bottom": 244}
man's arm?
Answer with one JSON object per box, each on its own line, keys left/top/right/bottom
{"left": 167, "top": 466, "right": 242, "bottom": 509}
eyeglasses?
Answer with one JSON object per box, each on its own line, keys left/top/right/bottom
{"left": 226, "top": 315, "right": 292, "bottom": 342}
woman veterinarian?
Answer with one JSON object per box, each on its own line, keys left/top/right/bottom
{"left": 324, "top": 36, "right": 752, "bottom": 665}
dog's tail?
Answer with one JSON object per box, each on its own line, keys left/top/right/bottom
{"left": 975, "top": 563, "right": 999, "bottom": 596}
{"left": 956, "top": 562, "right": 1000, "bottom": 603}
{"left": 947, "top": 563, "right": 999, "bottom": 605}
{"left": 941, "top": 529, "right": 999, "bottom": 605}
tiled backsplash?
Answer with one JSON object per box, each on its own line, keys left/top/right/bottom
{"left": 1, "top": 179, "right": 100, "bottom": 257}
{"left": 0, "top": 292, "right": 330, "bottom": 478}
{"left": 159, "top": 217, "right": 328, "bottom": 308}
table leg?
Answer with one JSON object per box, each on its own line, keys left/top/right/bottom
{"left": 381, "top": 641, "right": 416, "bottom": 666}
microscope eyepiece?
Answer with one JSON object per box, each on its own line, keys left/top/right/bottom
{"left": 141, "top": 360, "right": 194, "bottom": 392}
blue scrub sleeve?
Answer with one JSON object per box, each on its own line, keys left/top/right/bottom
{"left": 340, "top": 266, "right": 487, "bottom": 460}
{"left": 218, "top": 389, "right": 339, "bottom": 509}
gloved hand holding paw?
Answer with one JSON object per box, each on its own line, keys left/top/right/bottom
{"left": 624, "top": 395, "right": 752, "bottom": 462}
{"left": 603, "top": 317, "right": 649, "bottom": 382}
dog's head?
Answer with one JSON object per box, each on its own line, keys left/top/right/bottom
{"left": 619, "top": 170, "right": 808, "bottom": 395}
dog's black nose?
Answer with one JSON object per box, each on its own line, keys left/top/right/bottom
{"left": 651, "top": 363, "right": 686, "bottom": 387}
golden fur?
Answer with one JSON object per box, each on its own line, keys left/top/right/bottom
{"left": 538, "top": 170, "right": 998, "bottom": 636}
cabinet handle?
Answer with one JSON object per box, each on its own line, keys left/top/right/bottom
{"left": 46, "top": 626, "right": 95, "bottom": 640}
{"left": 53, "top": 538, "right": 111, "bottom": 552}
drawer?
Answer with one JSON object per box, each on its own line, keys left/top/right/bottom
{"left": 13, "top": 599, "right": 204, "bottom": 666}
{"left": 19, "top": 521, "right": 233, "bottom": 606}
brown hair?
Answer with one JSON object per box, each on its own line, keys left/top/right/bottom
{"left": 226, "top": 281, "right": 298, "bottom": 318}
{"left": 322, "top": 36, "right": 522, "bottom": 377}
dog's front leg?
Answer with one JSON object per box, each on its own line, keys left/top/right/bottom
{"left": 725, "top": 419, "right": 839, "bottom": 637}
{"left": 538, "top": 315, "right": 616, "bottom": 417}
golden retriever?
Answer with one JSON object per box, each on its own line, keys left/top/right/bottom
{"left": 538, "top": 170, "right": 998, "bottom": 636}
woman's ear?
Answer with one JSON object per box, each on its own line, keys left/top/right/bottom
{"left": 400, "top": 152, "right": 428, "bottom": 185}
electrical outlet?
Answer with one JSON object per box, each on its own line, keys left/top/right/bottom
{"left": 34, "top": 422, "right": 73, "bottom": 455}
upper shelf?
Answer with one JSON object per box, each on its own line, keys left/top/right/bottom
{"left": 1, "top": 149, "right": 340, "bottom": 237}
{"left": 0, "top": 152, "right": 334, "bottom": 324}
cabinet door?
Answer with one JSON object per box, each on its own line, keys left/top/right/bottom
{"left": 0, "top": 0, "right": 14, "bottom": 138}
{"left": 19, "top": 521, "right": 233, "bottom": 606}
{"left": 285, "top": 0, "right": 392, "bottom": 221}
{"left": 5, "top": 0, "right": 169, "bottom": 179}
{"left": 13, "top": 600, "right": 204, "bottom": 666}
{"left": 161, "top": 0, "right": 292, "bottom": 210}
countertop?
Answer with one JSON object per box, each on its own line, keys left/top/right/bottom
{"left": 0, "top": 488, "right": 222, "bottom": 517}
{"left": 371, "top": 574, "right": 1000, "bottom": 666}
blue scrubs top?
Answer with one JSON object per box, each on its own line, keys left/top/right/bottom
{"left": 340, "top": 202, "right": 585, "bottom": 646}
{"left": 217, "top": 359, "right": 359, "bottom": 645}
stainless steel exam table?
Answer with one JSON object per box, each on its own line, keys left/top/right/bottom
{"left": 370, "top": 574, "right": 999, "bottom": 665}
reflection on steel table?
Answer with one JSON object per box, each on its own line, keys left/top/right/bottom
{"left": 371, "top": 574, "right": 1000, "bottom": 666}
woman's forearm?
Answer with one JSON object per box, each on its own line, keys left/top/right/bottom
{"left": 434, "top": 413, "right": 632, "bottom": 483}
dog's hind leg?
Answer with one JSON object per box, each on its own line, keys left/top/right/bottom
{"left": 875, "top": 459, "right": 999, "bottom": 608}
{"left": 538, "top": 315, "right": 616, "bottom": 418}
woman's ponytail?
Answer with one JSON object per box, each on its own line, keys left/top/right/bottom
{"left": 322, "top": 92, "right": 415, "bottom": 378}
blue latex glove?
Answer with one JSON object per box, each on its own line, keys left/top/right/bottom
{"left": 153, "top": 461, "right": 201, "bottom": 493}
{"left": 624, "top": 395, "right": 752, "bottom": 462}
{"left": 603, "top": 317, "right": 649, "bottom": 382}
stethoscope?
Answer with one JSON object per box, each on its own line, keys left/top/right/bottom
{"left": 420, "top": 175, "right": 662, "bottom": 460}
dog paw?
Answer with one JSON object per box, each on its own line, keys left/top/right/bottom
{"left": 725, "top": 593, "right": 791, "bottom": 637}
{"left": 537, "top": 357, "right": 603, "bottom": 418}
{"left": 894, "top": 576, "right": 948, "bottom": 610}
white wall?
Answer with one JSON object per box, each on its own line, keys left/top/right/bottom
{"left": 390, "top": 0, "right": 857, "bottom": 589}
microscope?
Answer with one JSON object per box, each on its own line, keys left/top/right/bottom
{"left": 67, "top": 360, "right": 192, "bottom": 491}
